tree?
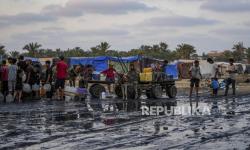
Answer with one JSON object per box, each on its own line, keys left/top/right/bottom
{"left": 220, "top": 50, "right": 233, "bottom": 61}
{"left": 159, "top": 42, "right": 169, "bottom": 52}
{"left": 176, "top": 43, "right": 196, "bottom": 59}
{"left": 9, "top": 51, "right": 20, "bottom": 58}
{"left": 246, "top": 48, "right": 250, "bottom": 63}
{"left": 91, "top": 42, "right": 111, "bottom": 56}
{"left": 202, "top": 52, "right": 207, "bottom": 60}
{"left": 0, "top": 45, "right": 8, "bottom": 58}
{"left": 232, "top": 42, "right": 246, "bottom": 62}
{"left": 23, "top": 42, "right": 42, "bottom": 57}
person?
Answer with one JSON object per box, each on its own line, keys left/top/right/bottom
{"left": 211, "top": 78, "right": 219, "bottom": 96}
{"left": 17, "top": 55, "right": 27, "bottom": 71}
{"left": 127, "top": 64, "right": 139, "bottom": 99}
{"left": 55, "top": 56, "right": 68, "bottom": 100}
{"left": 0, "top": 60, "right": 9, "bottom": 102}
{"left": 121, "top": 74, "right": 128, "bottom": 100}
{"left": 82, "top": 65, "right": 94, "bottom": 88}
{"left": 68, "top": 65, "right": 81, "bottom": 87}
{"left": 33, "top": 63, "right": 41, "bottom": 98}
{"left": 225, "top": 58, "right": 237, "bottom": 96}
{"left": 15, "top": 67, "right": 24, "bottom": 102}
{"left": 45, "top": 60, "right": 53, "bottom": 99}
{"left": 8, "top": 58, "right": 18, "bottom": 95}
{"left": 161, "top": 60, "right": 168, "bottom": 72}
{"left": 154, "top": 62, "right": 162, "bottom": 81}
{"left": 101, "top": 64, "right": 117, "bottom": 93}
{"left": 25, "top": 60, "right": 35, "bottom": 97}
{"left": 189, "top": 60, "right": 202, "bottom": 97}
{"left": 207, "top": 58, "right": 219, "bottom": 79}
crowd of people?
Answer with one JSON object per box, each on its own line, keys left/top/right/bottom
{"left": 0, "top": 55, "right": 239, "bottom": 103}
{"left": 0, "top": 55, "right": 97, "bottom": 102}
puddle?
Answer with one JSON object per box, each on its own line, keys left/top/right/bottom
{"left": 1, "top": 95, "right": 250, "bottom": 149}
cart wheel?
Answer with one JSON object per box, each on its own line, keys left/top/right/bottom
{"left": 114, "top": 85, "right": 123, "bottom": 98}
{"left": 89, "top": 84, "right": 106, "bottom": 98}
{"left": 167, "top": 85, "right": 177, "bottom": 98}
{"left": 152, "top": 85, "right": 163, "bottom": 99}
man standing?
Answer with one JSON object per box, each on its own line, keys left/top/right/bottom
{"left": 17, "top": 55, "right": 27, "bottom": 71}
{"left": 189, "top": 60, "right": 202, "bottom": 97}
{"left": 127, "top": 64, "right": 139, "bottom": 99}
{"left": 101, "top": 64, "right": 116, "bottom": 93}
{"left": 225, "top": 58, "right": 237, "bottom": 96}
{"left": 1, "top": 60, "right": 9, "bottom": 102}
{"left": 8, "top": 58, "right": 18, "bottom": 95}
{"left": 207, "top": 58, "right": 219, "bottom": 79}
{"left": 55, "top": 56, "right": 68, "bottom": 100}
{"left": 45, "top": 60, "right": 53, "bottom": 99}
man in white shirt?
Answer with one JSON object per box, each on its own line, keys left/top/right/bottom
{"left": 189, "top": 60, "right": 202, "bottom": 97}
{"left": 225, "top": 58, "right": 237, "bottom": 96}
{"left": 207, "top": 58, "right": 219, "bottom": 79}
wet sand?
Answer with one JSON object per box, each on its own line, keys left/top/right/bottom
{"left": 0, "top": 85, "right": 250, "bottom": 150}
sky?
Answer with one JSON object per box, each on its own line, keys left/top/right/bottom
{"left": 0, "top": 0, "right": 250, "bottom": 54}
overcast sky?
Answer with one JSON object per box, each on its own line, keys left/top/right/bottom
{"left": 0, "top": 0, "right": 250, "bottom": 54}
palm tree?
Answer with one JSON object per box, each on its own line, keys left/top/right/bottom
{"left": 0, "top": 45, "right": 8, "bottom": 59}
{"left": 23, "top": 42, "right": 42, "bottom": 57}
{"left": 232, "top": 42, "right": 246, "bottom": 61}
{"left": 176, "top": 43, "right": 196, "bottom": 59}
{"left": 96, "top": 42, "right": 111, "bottom": 55}
{"left": 9, "top": 51, "right": 20, "bottom": 58}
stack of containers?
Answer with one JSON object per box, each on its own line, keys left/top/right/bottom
{"left": 140, "top": 68, "right": 153, "bottom": 81}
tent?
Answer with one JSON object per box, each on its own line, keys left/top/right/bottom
{"left": 109, "top": 55, "right": 141, "bottom": 73}
{"left": 69, "top": 55, "right": 142, "bottom": 73}
{"left": 69, "top": 56, "right": 109, "bottom": 72}
{"left": 38, "top": 58, "right": 53, "bottom": 65}
{"left": 24, "top": 57, "right": 39, "bottom": 62}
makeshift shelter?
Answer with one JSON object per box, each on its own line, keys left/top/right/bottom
{"left": 109, "top": 55, "right": 141, "bottom": 73}
{"left": 24, "top": 57, "right": 39, "bottom": 62}
{"left": 38, "top": 58, "right": 53, "bottom": 65}
{"left": 69, "top": 56, "right": 109, "bottom": 72}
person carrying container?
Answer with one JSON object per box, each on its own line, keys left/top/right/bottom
{"left": 224, "top": 58, "right": 237, "bottom": 96}
{"left": 207, "top": 58, "right": 219, "bottom": 79}
{"left": 189, "top": 60, "right": 202, "bottom": 97}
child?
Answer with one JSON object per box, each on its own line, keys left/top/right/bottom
{"left": 211, "top": 78, "right": 219, "bottom": 96}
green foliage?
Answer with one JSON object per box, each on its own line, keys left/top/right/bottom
{"left": 0, "top": 45, "right": 8, "bottom": 58}
{"left": 1, "top": 42, "right": 199, "bottom": 61}
{"left": 9, "top": 51, "right": 20, "bottom": 58}
{"left": 246, "top": 48, "right": 250, "bottom": 63}
{"left": 23, "top": 42, "right": 42, "bottom": 57}
{"left": 232, "top": 42, "right": 246, "bottom": 61}
{"left": 176, "top": 43, "right": 196, "bottom": 59}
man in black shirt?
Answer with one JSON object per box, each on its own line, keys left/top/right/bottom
{"left": 17, "top": 55, "right": 27, "bottom": 71}
{"left": 45, "top": 61, "right": 53, "bottom": 98}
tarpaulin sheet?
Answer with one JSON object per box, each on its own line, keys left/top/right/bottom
{"left": 69, "top": 56, "right": 109, "bottom": 72}
{"left": 109, "top": 55, "right": 141, "bottom": 63}
{"left": 24, "top": 57, "right": 39, "bottom": 62}
{"left": 69, "top": 56, "right": 141, "bottom": 72}
{"left": 165, "top": 64, "right": 178, "bottom": 79}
